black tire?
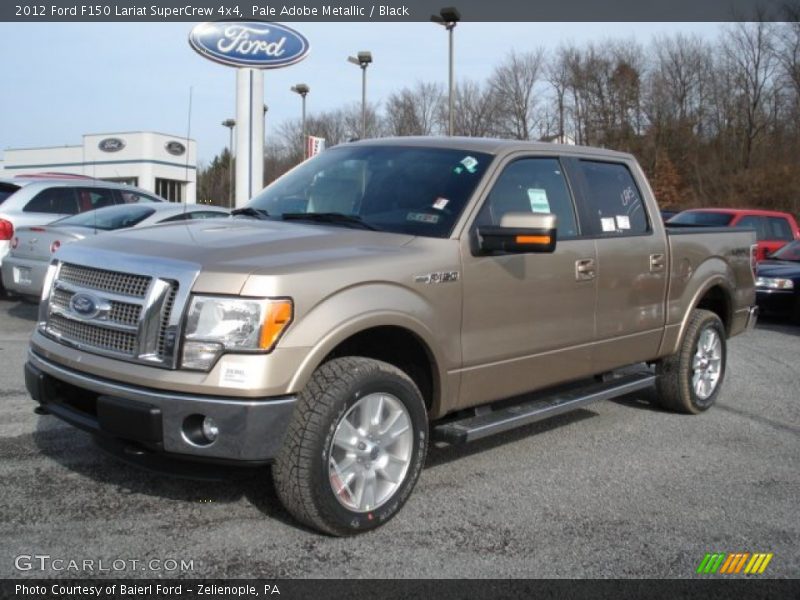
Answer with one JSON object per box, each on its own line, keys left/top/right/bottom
{"left": 655, "top": 309, "right": 727, "bottom": 414}
{"left": 272, "top": 357, "right": 428, "bottom": 536}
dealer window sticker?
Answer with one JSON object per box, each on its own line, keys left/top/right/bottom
{"left": 527, "top": 188, "right": 551, "bottom": 213}
{"left": 454, "top": 155, "right": 479, "bottom": 174}
{"left": 432, "top": 197, "right": 450, "bottom": 211}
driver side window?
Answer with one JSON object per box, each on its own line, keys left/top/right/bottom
{"left": 475, "top": 157, "right": 579, "bottom": 239}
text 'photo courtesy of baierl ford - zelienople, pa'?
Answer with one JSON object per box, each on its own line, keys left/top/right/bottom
{"left": 0, "top": 0, "right": 798, "bottom": 598}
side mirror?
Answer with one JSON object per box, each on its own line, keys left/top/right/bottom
{"left": 476, "top": 212, "right": 557, "bottom": 254}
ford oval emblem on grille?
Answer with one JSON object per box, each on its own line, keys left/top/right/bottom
{"left": 69, "top": 293, "right": 101, "bottom": 319}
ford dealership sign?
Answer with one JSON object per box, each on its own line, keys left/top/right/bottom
{"left": 189, "top": 21, "right": 310, "bottom": 69}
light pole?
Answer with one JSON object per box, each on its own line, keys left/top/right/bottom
{"left": 262, "top": 105, "right": 268, "bottom": 187}
{"left": 290, "top": 83, "right": 310, "bottom": 159}
{"left": 431, "top": 7, "right": 461, "bottom": 136}
{"left": 347, "top": 51, "right": 373, "bottom": 139}
{"left": 221, "top": 118, "right": 235, "bottom": 208}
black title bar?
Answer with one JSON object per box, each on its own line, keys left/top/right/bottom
{"left": 2, "top": 0, "right": 795, "bottom": 22}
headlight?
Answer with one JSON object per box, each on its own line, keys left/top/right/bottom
{"left": 181, "top": 296, "right": 293, "bottom": 370}
{"left": 756, "top": 277, "right": 794, "bottom": 290}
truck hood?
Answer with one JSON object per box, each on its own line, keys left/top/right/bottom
{"left": 55, "top": 218, "right": 416, "bottom": 293}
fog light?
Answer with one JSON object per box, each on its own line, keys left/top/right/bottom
{"left": 202, "top": 417, "right": 219, "bottom": 443}
{"left": 181, "top": 340, "right": 223, "bottom": 370}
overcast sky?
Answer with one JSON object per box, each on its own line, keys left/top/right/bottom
{"left": 0, "top": 22, "right": 723, "bottom": 164}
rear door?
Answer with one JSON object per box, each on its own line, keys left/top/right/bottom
{"left": 564, "top": 158, "right": 668, "bottom": 370}
{"left": 458, "top": 154, "right": 597, "bottom": 408}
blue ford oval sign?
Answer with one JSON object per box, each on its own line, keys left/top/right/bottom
{"left": 189, "top": 21, "right": 310, "bottom": 69}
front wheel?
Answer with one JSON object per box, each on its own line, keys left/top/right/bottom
{"left": 273, "top": 357, "right": 428, "bottom": 535}
{"left": 655, "top": 309, "right": 727, "bottom": 414}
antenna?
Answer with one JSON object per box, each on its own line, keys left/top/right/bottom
{"left": 183, "top": 86, "right": 193, "bottom": 215}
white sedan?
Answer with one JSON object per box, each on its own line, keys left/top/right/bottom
{"left": 1, "top": 203, "right": 229, "bottom": 300}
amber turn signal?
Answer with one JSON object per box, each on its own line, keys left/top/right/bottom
{"left": 515, "top": 235, "right": 551, "bottom": 245}
{"left": 259, "top": 300, "right": 294, "bottom": 350}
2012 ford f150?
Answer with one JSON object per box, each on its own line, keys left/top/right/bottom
{"left": 24, "top": 138, "right": 758, "bottom": 535}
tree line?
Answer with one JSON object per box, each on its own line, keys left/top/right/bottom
{"left": 199, "top": 20, "right": 800, "bottom": 218}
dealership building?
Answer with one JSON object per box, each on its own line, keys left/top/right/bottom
{"left": 0, "top": 131, "right": 197, "bottom": 203}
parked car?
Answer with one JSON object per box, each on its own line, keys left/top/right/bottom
{"left": 24, "top": 138, "right": 757, "bottom": 535}
{"left": 755, "top": 239, "right": 800, "bottom": 323}
{"left": 660, "top": 209, "right": 679, "bottom": 222}
{"left": 0, "top": 175, "right": 165, "bottom": 294}
{"left": 2, "top": 203, "right": 229, "bottom": 300}
{"left": 667, "top": 208, "right": 799, "bottom": 261}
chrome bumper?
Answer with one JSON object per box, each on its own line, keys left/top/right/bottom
{"left": 26, "top": 350, "right": 296, "bottom": 463}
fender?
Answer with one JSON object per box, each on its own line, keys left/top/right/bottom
{"left": 660, "top": 256, "right": 735, "bottom": 357}
{"left": 281, "top": 282, "right": 456, "bottom": 417}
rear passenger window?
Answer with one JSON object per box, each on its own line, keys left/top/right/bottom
{"left": 577, "top": 161, "right": 649, "bottom": 236}
{"left": 767, "top": 217, "right": 793, "bottom": 241}
{"left": 23, "top": 187, "right": 78, "bottom": 214}
{"left": 475, "top": 158, "right": 579, "bottom": 239}
{"left": 75, "top": 188, "right": 117, "bottom": 212}
{"left": 735, "top": 216, "right": 766, "bottom": 241}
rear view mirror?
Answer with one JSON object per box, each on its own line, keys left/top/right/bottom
{"left": 477, "top": 212, "right": 557, "bottom": 254}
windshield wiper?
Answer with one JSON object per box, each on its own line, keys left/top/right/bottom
{"left": 281, "top": 212, "right": 381, "bottom": 231}
{"left": 231, "top": 207, "right": 270, "bottom": 219}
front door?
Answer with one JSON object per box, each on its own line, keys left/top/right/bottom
{"left": 458, "top": 155, "right": 598, "bottom": 409}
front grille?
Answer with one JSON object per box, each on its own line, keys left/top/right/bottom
{"left": 59, "top": 263, "right": 151, "bottom": 298}
{"left": 47, "top": 314, "right": 137, "bottom": 355}
{"left": 44, "top": 261, "right": 184, "bottom": 367}
{"left": 51, "top": 288, "right": 142, "bottom": 327}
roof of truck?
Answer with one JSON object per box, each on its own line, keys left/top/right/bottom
{"left": 346, "top": 136, "right": 634, "bottom": 159}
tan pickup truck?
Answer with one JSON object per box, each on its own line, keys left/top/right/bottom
{"left": 25, "top": 138, "right": 758, "bottom": 535}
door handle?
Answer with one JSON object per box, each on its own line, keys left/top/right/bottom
{"left": 575, "top": 258, "right": 596, "bottom": 281}
{"left": 650, "top": 253, "right": 665, "bottom": 272}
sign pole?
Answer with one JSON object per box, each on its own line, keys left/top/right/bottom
{"left": 235, "top": 68, "right": 264, "bottom": 207}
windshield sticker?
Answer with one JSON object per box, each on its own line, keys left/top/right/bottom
{"left": 454, "top": 156, "right": 479, "bottom": 175}
{"left": 432, "top": 197, "right": 450, "bottom": 211}
{"left": 601, "top": 217, "right": 616, "bottom": 232}
{"left": 407, "top": 212, "right": 440, "bottom": 224}
{"left": 527, "top": 188, "right": 551, "bottom": 213}
{"left": 616, "top": 215, "right": 631, "bottom": 230}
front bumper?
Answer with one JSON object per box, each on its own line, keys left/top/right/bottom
{"left": 26, "top": 350, "right": 296, "bottom": 464}
{"left": 756, "top": 289, "right": 795, "bottom": 316}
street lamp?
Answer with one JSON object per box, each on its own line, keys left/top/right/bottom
{"left": 221, "top": 118, "right": 236, "bottom": 208}
{"left": 347, "top": 51, "right": 373, "bottom": 139}
{"left": 431, "top": 6, "right": 461, "bottom": 136}
{"left": 290, "top": 83, "right": 310, "bottom": 159}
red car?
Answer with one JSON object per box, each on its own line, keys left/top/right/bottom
{"left": 668, "top": 208, "right": 800, "bottom": 261}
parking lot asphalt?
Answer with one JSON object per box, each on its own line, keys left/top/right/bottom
{"left": 0, "top": 297, "right": 797, "bottom": 579}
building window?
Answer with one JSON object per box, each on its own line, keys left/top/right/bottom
{"left": 155, "top": 178, "right": 184, "bottom": 202}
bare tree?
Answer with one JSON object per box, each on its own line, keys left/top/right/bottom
{"left": 385, "top": 82, "right": 443, "bottom": 136}
{"left": 722, "top": 21, "right": 779, "bottom": 169}
{"left": 489, "top": 49, "right": 546, "bottom": 140}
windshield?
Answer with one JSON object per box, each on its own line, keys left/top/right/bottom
{"left": 668, "top": 211, "right": 734, "bottom": 227}
{"left": 55, "top": 204, "right": 155, "bottom": 230}
{"left": 771, "top": 240, "right": 800, "bottom": 261}
{"left": 0, "top": 182, "right": 20, "bottom": 205}
{"left": 248, "top": 145, "right": 492, "bottom": 237}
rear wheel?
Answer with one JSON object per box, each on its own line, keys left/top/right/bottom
{"left": 273, "top": 357, "right": 428, "bottom": 535}
{"left": 655, "top": 309, "right": 727, "bottom": 414}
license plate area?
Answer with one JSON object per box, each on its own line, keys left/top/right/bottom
{"left": 13, "top": 266, "right": 32, "bottom": 286}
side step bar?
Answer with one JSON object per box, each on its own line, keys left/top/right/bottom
{"left": 433, "top": 370, "right": 656, "bottom": 444}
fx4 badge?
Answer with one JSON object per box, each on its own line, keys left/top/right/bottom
{"left": 414, "top": 271, "right": 460, "bottom": 284}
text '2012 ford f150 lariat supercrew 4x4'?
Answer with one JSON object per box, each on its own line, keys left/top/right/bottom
{"left": 24, "top": 138, "right": 758, "bottom": 535}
